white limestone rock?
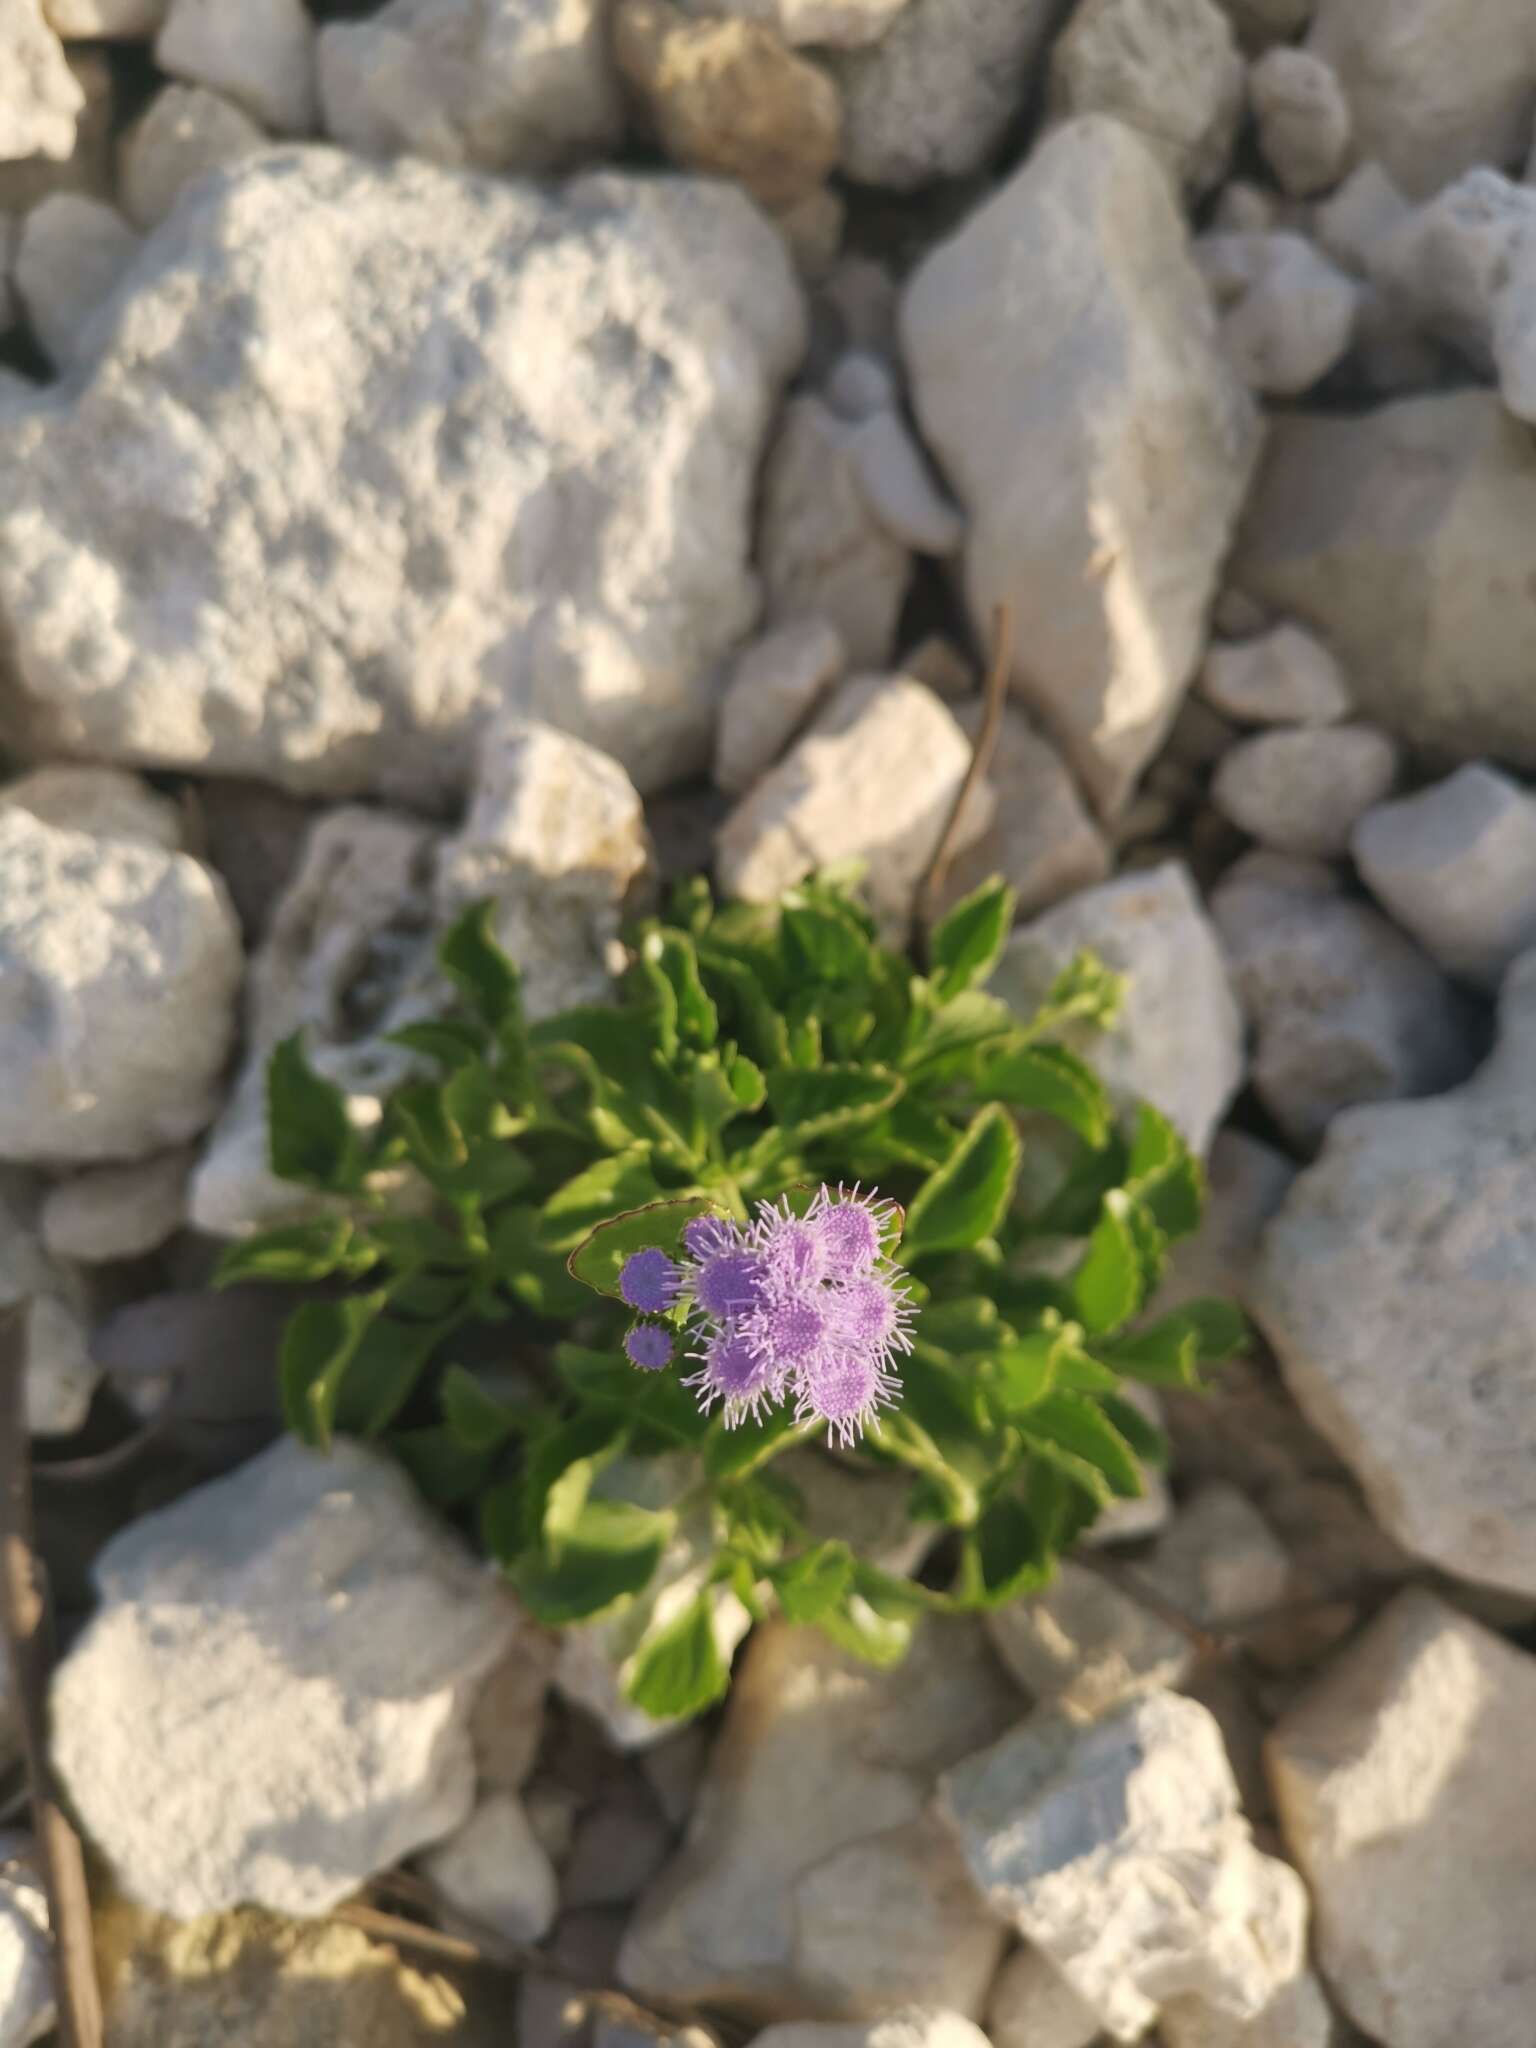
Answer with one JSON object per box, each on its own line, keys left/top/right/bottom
{"left": 1249, "top": 47, "right": 1350, "bottom": 197}
{"left": 1, "top": 0, "right": 82, "bottom": 165}
{"left": 0, "top": 151, "right": 804, "bottom": 805}
{"left": 1267, "top": 1589, "right": 1536, "bottom": 2048}
{"left": 43, "top": 0, "right": 165, "bottom": 30}
{"left": 1161, "top": 1968, "right": 1341, "bottom": 2048}
{"left": 156, "top": 0, "right": 316, "bottom": 135}
{"left": 0, "top": 764, "right": 182, "bottom": 850}
{"left": 984, "top": 1561, "right": 1194, "bottom": 1720}
{"left": 1313, "top": 160, "right": 1412, "bottom": 277}
{"left": 13, "top": 191, "right": 139, "bottom": 371}
{"left": 1211, "top": 723, "right": 1398, "bottom": 856}
{"left": 985, "top": 1947, "right": 1102, "bottom": 2048}
{"left": 1142, "top": 1483, "right": 1291, "bottom": 1633}
{"left": 0, "top": 1170, "right": 96, "bottom": 1436}
{"left": 845, "top": 408, "right": 964, "bottom": 557}
{"left": 1369, "top": 167, "right": 1536, "bottom": 370}
{"left": 621, "top": 1619, "right": 1017, "bottom": 2019}
{"left": 1352, "top": 763, "right": 1536, "bottom": 990}
{"left": 1198, "top": 624, "right": 1351, "bottom": 727}
{"left": 320, "top": 0, "right": 622, "bottom": 174}
{"left": 117, "top": 83, "right": 268, "bottom": 232}
{"left": 1251, "top": 954, "right": 1536, "bottom": 1596}
{"left": 991, "top": 862, "right": 1243, "bottom": 1158}
{"left": 939, "top": 704, "right": 1111, "bottom": 923}
{"left": 902, "top": 118, "right": 1261, "bottom": 817}
{"left": 0, "top": 1836, "right": 52, "bottom": 2048}
{"left": 50, "top": 1437, "right": 519, "bottom": 1919}
{"left": 40, "top": 1148, "right": 192, "bottom": 1263}
{"left": 419, "top": 1791, "right": 558, "bottom": 1945}
{"left": 938, "top": 1691, "right": 1310, "bottom": 2042}
{"left": 750, "top": 2015, "right": 992, "bottom": 2048}
{"left": 1200, "top": 232, "right": 1359, "bottom": 396}
{"left": 713, "top": 616, "right": 846, "bottom": 796}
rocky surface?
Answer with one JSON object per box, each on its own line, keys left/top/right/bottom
{"left": 1211, "top": 723, "right": 1399, "bottom": 856}
{"left": 0, "top": 1836, "right": 52, "bottom": 2048}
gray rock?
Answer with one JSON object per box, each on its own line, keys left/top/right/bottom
{"left": 1142, "top": 1483, "right": 1291, "bottom": 1632}
{"left": 1352, "top": 763, "right": 1536, "bottom": 991}
{"left": 824, "top": 348, "right": 897, "bottom": 424}
{"left": 902, "top": 118, "right": 1261, "bottom": 817}
{"left": 0, "top": 45, "right": 111, "bottom": 215}
{"left": 1267, "top": 1589, "right": 1536, "bottom": 2048}
{"left": 713, "top": 616, "right": 845, "bottom": 796}
{"left": 1160, "top": 1966, "right": 1343, "bottom": 2048}
{"left": 1251, "top": 953, "right": 1536, "bottom": 1596}
{"left": 320, "top": 0, "right": 622, "bottom": 174}
{"left": 1233, "top": 391, "right": 1536, "bottom": 774}
{"left": 0, "top": 809, "right": 242, "bottom": 1165}
{"left": 43, "top": 0, "right": 165, "bottom": 27}
{"left": 0, "top": 1836, "right": 52, "bottom": 2048}
{"left": 937, "top": 1691, "right": 1310, "bottom": 2041}
{"left": 12, "top": 191, "right": 139, "bottom": 370}
{"left": 470, "top": 1626, "right": 559, "bottom": 1798}
{"left": 419, "top": 1791, "right": 559, "bottom": 1944}
{"left": 1249, "top": 46, "right": 1350, "bottom": 197}
{"left": 1152, "top": 1127, "right": 1295, "bottom": 1316}
{"left": 984, "top": 1560, "right": 1194, "bottom": 1719}
{"left": 1369, "top": 168, "right": 1536, "bottom": 371}
{"left": 759, "top": 396, "right": 911, "bottom": 671}
{"left": 1198, "top": 624, "right": 1351, "bottom": 727}
{"left": 1049, "top": 0, "right": 1245, "bottom": 198}
{"left": 1211, "top": 724, "right": 1398, "bottom": 856}
{"left": 1313, "top": 160, "right": 1411, "bottom": 277}
{"left": 717, "top": 673, "right": 989, "bottom": 945}
{"left": 621, "top": 1619, "right": 1017, "bottom": 2019}
{"left": 939, "top": 704, "right": 1111, "bottom": 923}
{"left": 1, "top": 0, "right": 81, "bottom": 164}
{"left": 40, "top": 1148, "right": 192, "bottom": 1263}
{"left": 0, "top": 151, "right": 804, "bottom": 805}
{"left": 1200, "top": 232, "right": 1359, "bottom": 396}
{"left": 1214, "top": 0, "right": 1309, "bottom": 47}
{"left": 985, "top": 1947, "right": 1101, "bottom": 2048}
{"left": 156, "top": 0, "right": 316, "bottom": 134}
{"left": 50, "top": 1436, "right": 519, "bottom": 1918}
{"left": 117, "top": 83, "right": 268, "bottom": 231}
{"left": 0, "top": 1169, "right": 95, "bottom": 1436}
{"left": 992, "top": 861, "right": 1243, "bottom": 1157}
{"left": 825, "top": 0, "right": 1057, "bottom": 190}
{"left": 846, "top": 409, "right": 964, "bottom": 556}
{"left": 0, "top": 764, "right": 182, "bottom": 849}
{"left": 749, "top": 2016, "right": 992, "bottom": 2048}
{"left": 561, "top": 1786, "right": 674, "bottom": 1909}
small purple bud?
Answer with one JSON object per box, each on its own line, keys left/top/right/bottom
{"left": 625, "top": 1323, "right": 673, "bottom": 1372}
{"left": 619, "top": 1248, "right": 681, "bottom": 1313}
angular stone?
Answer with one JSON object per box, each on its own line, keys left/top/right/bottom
{"left": 903, "top": 118, "right": 1260, "bottom": 816}
{"left": 51, "top": 1437, "right": 519, "bottom": 1918}
{"left": 1267, "top": 1589, "right": 1536, "bottom": 2048}
{"left": 1251, "top": 954, "right": 1536, "bottom": 1596}
{"left": 1200, "top": 232, "right": 1359, "bottom": 397}
{"left": 0, "top": 764, "right": 182, "bottom": 850}
{"left": 561, "top": 1786, "right": 673, "bottom": 1910}
{"left": 749, "top": 2015, "right": 992, "bottom": 2048}
{"left": 825, "top": 0, "right": 1057, "bottom": 190}
{"left": 616, "top": 0, "right": 840, "bottom": 210}
{"left": 939, "top": 705, "right": 1110, "bottom": 923}
{"left": 1212, "top": 856, "right": 1475, "bottom": 1150}
{"left": 0, "top": 45, "right": 109, "bottom": 216}
{"left": 1351, "top": 762, "right": 1536, "bottom": 990}
{"left": 621, "top": 1619, "right": 1017, "bottom": 2019}
{"left": 0, "top": 1169, "right": 94, "bottom": 1436}
{"left": 13, "top": 191, "right": 139, "bottom": 370}
{"left": 1211, "top": 724, "right": 1398, "bottom": 856}
{"left": 1250, "top": 47, "right": 1351, "bottom": 197}
{"left": 118, "top": 83, "right": 268, "bottom": 231}
{"left": 1369, "top": 168, "right": 1536, "bottom": 371}
{"left": 1160, "top": 1967, "right": 1342, "bottom": 2048}
{"left": 1049, "top": 0, "right": 1245, "bottom": 198}
{"left": 0, "top": 1836, "right": 52, "bottom": 2048}
{"left": 1, "top": 0, "right": 82, "bottom": 164}
{"left": 470, "top": 1626, "right": 558, "bottom": 1798}
{"left": 985, "top": 1947, "right": 1101, "bottom": 2048}
{"left": 759, "top": 396, "right": 911, "bottom": 671}
{"left": 318, "top": 0, "right": 622, "bottom": 174}
{"left": 419, "top": 1791, "right": 558, "bottom": 1944}
{"left": 156, "top": 0, "right": 316, "bottom": 135}
{"left": 1143, "top": 1484, "right": 1291, "bottom": 1633}
{"left": 40, "top": 1147, "right": 192, "bottom": 1263}
{"left": 1153, "top": 1128, "right": 1295, "bottom": 1316}
{"left": 45, "top": 0, "right": 167, "bottom": 29}
{"left": 845, "top": 409, "right": 963, "bottom": 557}
{"left": 1198, "top": 625, "right": 1351, "bottom": 727}
{"left": 984, "top": 1560, "right": 1194, "bottom": 1719}
{"left": 1215, "top": 0, "right": 1310, "bottom": 47}
{"left": 0, "top": 152, "right": 804, "bottom": 805}
{"left": 938, "top": 1691, "right": 1309, "bottom": 2041}
{"left": 717, "top": 673, "right": 987, "bottom": 944}
{"left": 1233, "top": 392, "right": 1536, "bottom": 775}
{"left": 1313, "top": 161, "right": 1413, "bottom": 277}
{"left": 992, "top": 861, "right": 1243, "bottom": 1157}
{"left": 713, "top": 616, "right": 845, "bottom": 796}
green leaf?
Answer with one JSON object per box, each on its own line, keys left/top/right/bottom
{"left": 540, "top": 1149, "right": 664, "bottom": 1252}
{"left": 902, "top": 990, "right": 1015, "bottom": 1082}
{"left": 782, "top": 899, "right": 875, "bottom": 986}
{"left": 385, "top": 1019, "right": 487, "bottom": 1070}
{"left": 1097, "top": 1317, "right": 1200, "bottom": 1388}
{"left": 921, "top": 1297, "right": 1007, "bottom": 1353}
{"left": 1126, "top": 1105, "right": 1204, "bottom": 1240}
{"left": 642, "top": 927, "right": 718, "bottom": 1050}
{"left": 441, "top": 1364, "right": 522, "bottom": 1452}
{"left": 1020, "top": 949, "right": 1125, "bottom": 1042}
{"left": 1100, "top": 1391, "right": 1167, "bottom": 1466}
{"left": 904, "top": 1104, "right": 1021, "bottom": 1258}
{"left": 727, "top": 1053, "right": 766, "bottom": 1113}
{"left": 479, "top": 1477, "right": 525, "bottom": 1564}
{"left": 511, "top": 1498, "right": 674, "bottom": 1625}
{"left": 815, "top": 1563, "right": 921, "bottom": 1668}
{"left": 625, "top": 944, "right": 680, "bottom": 1062}
{"left": 990, "top": 1331, "right": 1059, "bottom": 1415}
{"left": 553, "top": 1344, "right": 709, "bottom": 1449}
{"left": 567, "top": 1195, "right": 719, "bottom": 1300}
{"left": 487, "top": 1206, "right": 593, "bottom": 1320}
{"left": 980, "top": 1041, "right": 1114, "bottom": 1148}
{"left": 929, "top": 875, "right": 1016, "bottom": 1002}
{"left": 696, "top": 944, "right": 790, "bottom": 1069}
{"left": 521, "top": 1410, "right": 629, "bottom": 1549}
{"left": 279, "top": 1294, "right": 383, "bottom": 1449}
{"left": 773, "top": 1540, "right": 853, "bottom": 1624}
{"left": 623, "top": 1592, "right": 730, "bottom": 1720}
{"left": 1072, "top": 1192, "right": 1142, "bottom": 1334}
{"left": 964, "top": 1492, "right": 1052, "bottom": 1607}
{"left": 390, "top": 1425, "right": 493, "bottom": 1509}
{"left": 1175, "top": 1297, "right": 1250, "bottom": 1362}
{"left": 215, "top": 1217, "right": 365, "bottom": 1288}
{"left": 1021, "top": 1391, "right": 1144, "bottom": 1500}
{"left": 267, "top": 1036, "right": 365, "bottom": 1192}
{"left": 703, "top": 1401, "right": 805, "bottom": 1479}
{"left": 439, "top": 899, "right": 524, "bottom": 1036}
{"left": 853, "top": 1098, "right": 959, "bottom": 1173}
{"left": 362, "top": 1217, "right": 479, "bottom": 1270}
{"left": 764, "top": 1063, "right": 903, "bottom": 1143}
{"left": 390, "top": 1082, "right": 466, "bottom": 1174}
{"left": 335, "top": 1313, "right": 454, "bottom": 1437}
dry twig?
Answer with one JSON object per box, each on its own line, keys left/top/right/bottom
{"left": 916, "top": 601, "right": 1014, "bottom": 942}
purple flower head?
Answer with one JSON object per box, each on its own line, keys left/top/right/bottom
{"left": 744, "top": 1292, "right": 828, "bottom": 1374}
{"left": 683, "top": 1214, "right": 741, "bottom": 1260}
{"left": 682, "top": 1324, "right": 782, "bottom": 1426}
{"left": 812, "top": 1185, "right": 896, "bottom": 1276}
{"left": 619, "top": 1247, "right": 682, "bottom": 1314}
{"left": 827, "top": 1273, "right": 914, "bottom": 1356}
{"left": 624, "top": 1323, "right": 673, "bottom": 1372}
{"left": 796, "top": 1349, "right": 899, "bottom": 1450}
{"left": 751, "top": 1200, "right": 828, "bottom": 1295}
{"left": 693, "top": 1248, "right": 763, "bottom": 1321}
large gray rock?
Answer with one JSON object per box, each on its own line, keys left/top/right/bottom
{"left": 1211, "top": 723, "right": 1398, "bottom": 856}
{"left": 0, "top": 807, "right": 242, "bottom": 1165}
{"left": 50, "top": 1437, "right": 519, "bottom": 1919}
{"left": 1232, "top": 392, "right": 1536, "bottom": 774}
{"left": 940, "top": 704, "right": 1110, "bottom": 923}
{"left": 1252, "top": 952, "right": 1536, "bottom": 1596}
{"left": 318, "top": 0, "right": 622, "bottom": 174}
{"left": 0, "top": 1836, "right": 52, "bottom": 2048}
{"left": 12, "top": 190, "right": 140, "bottom": 369}
{"left": 155, "top": 0, "right": 316, "bottom": 135}
{"left": 0, "top": 1169, "right": 96, "bottom": 1436}
{"left": 1, "top": 0, "right": 82, "bottom": 163}
{"left": 0, "top": 150, "right": 804, "bottom": 805}
{"left": 902, "top": 118, "right": 1261, "bottom": 816}
{"left": 117, "top": 83, "right": 268, "bottom": 231}
{"left": 1267, "top": 1589, "right": 1536, "bottom": 2048}
{"left": 620, "top": 1619, "right": 1017, "bottom": 2020}
{"left": 991, "top": 861, "right": 1243, "bottom": 1157}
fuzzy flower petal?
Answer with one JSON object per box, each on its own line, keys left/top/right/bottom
{"left": 619, "top": 1248, "right": 682, "bottom": 1314}
{"left": 625, "top": 1323, "right": 673, "bottom": 1371}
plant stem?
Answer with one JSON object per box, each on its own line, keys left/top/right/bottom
{"left": 916, "top": 601, "right": 1014, "bottom": 944}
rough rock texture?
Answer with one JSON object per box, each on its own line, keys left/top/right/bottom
{"left": 751, "top": 2016, "right": 991, "bottom": 2048}
{"left": 1249, "top": 47, "right": 1350, "bottom": 197}
{"left": 616, "top": 0, "right": 840, "bottom": 210}
{"left": 1267, "top": 1589, "right": 1536, "bottom": 2048}
{"left": 903, "top": 118, "right": 1261, "bottom": 816}
{"left": 940, "top": 705, "right": 1111, "bottom": 922}
{"left": 716, "top": 674, "right": 989, "bottom": 944}
{"left": 0, "top": 764, "right": 182, "bottom": 850}
{"left": 1198, "top": 625, "right": 1351, "bottom": 727}
{"left": 620, "top": 1620, "right": 1017, "bottom": 2020}
{"left": 1159, "top": 1967, "right": 1342, "bottom": 2048}
{"left": 12, "top": 190, "right": 139, "bottom": 370}
{"left": 319, "top": 0, "right": 622, "bottom": 173}
{"left": 1049, "top": 0, "right": 1245, "bottom": 198}
{"left": 938, "top": 1692, "right": 1309, "bottom": 2042}
{"left": 713, "top": 617, "right": 845, "bottom": 796}
{"left": 1369, "top": 168, "right": 1535, "bottom": 373}
{"left": 51, "top": 1438, "right": 519, "bottom": 1919}
{"left": 156, "top": 0, "right": 316, "bottom": 135}
{"left": 118, "top": 83, "right": 268, "bottom": 231}
{"left": 0, "top": 150, "right": 804, "bottom": 805}
{"left": 1201, "top": 231, "right": 1359, "bottom": 396}
{"left": 40, "top": 1148, "right": 192, "bottom": 1263}
{"left": 0, "top": 1171, "right": 96, "bottom": 1437}
{"left": 1211, "top": 724, "right": 1398, "bottom": 855}
{"left": 1252, "top": 953, "right": 1536, "bottom": 1596}
{"left": 1306, "top": 0, "right": 1536, "bottom": 199}
{"left": 1314, "top": 160, "right": 1413, "bottom": 276}
{"left": 1351, "top": 763, "right": 1536, "bottom": 990}
{"left": 984, "top": 1562, "right": 1193, "bottom": 1719}
{"left": 1, "top": 0, "right": 82, "bottom": 164}
{"left": 991, "top": 862, "right": 1243, "bottom": 1157}
{"left": 1234, "top": 390, "right": 1536, "bottom": 774}
{"left": 826, "top": 0, "right": 1058, "bottom": 190}
{"left": 0, "top": 809, "right": 242, "bottom": 1165}
{"left": 758, "top": 397, "right": 911, "bottom": 670}
{"left": 985, "top": 1947, "right": 1101, "bottom": 2048}
{"left": 419, "top": 1792, "right": 558, "bottom": 1944}
{"left": 0, "top": 1837, "right": 52, "bottom": 2048}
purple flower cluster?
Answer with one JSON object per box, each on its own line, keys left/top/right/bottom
{"left": 619, "top": 1187, "right": 913, "bottom": 1445}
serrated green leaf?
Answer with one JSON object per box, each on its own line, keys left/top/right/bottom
{"left": 1021, "top": 949, "right": 1125, "bottom": 1042}
{"left": 521, "top": 1409, "right": 629, "bottom": 1550}
{"left": 1021, "top": 1391, "right": 1144, "bottom": 1500}
{"left": 1072, "top": 1191, "right": 1141, "bottom": 1334}
{"left": 902, "top": 990, "right": 1016, "bottom": 1082}
{"left": 623, "top": 1591, "right": 729, "bottom": 1720}
{"left": 782, "top": 899, "right": 876, "bottom": 986}
{"left": 1127, "top": 1105, "right": 1204, "bottom": 1239}
{"left": 625, "top": 944, "right": 681, "bottom": 1062}
{"left": 385, "top": 1019, "right": 487, "bottom": 1070}
{"left": 964, "top": 1492, "right": 1052, "bottom": 1607}
{"left": 540, "top": 1149, "right": 665, "bottom": 1252}
{"left": 215, "top": 1217, "right": 364, "bottom": 1288}
{"left": 336, "top": 1313, "right": 455, "bottom": 1437}
{"left": 981, "top": 1040, "right": 1114, "bottom": 1148}
{"left": 510, "top": 1498, "right": 674, "bottom": 1625}
{"left": 904, "top": 1104, "right": 1021, "bottom": 1258}
{"left": 441, "top": 1364, "right": 521, "bottom": 1452}
{"left": 439, "top": 899, "right": 524, "bottom": 1036}
{"left": 279, "top": 1294, "right": 383, "bottom": 1449}
{"left": 1174, "top": 1296, "right": 1250, "bottom": 1362}
{"left": 764, "top": 1063, "right": 903, "bottom": 1144}
{"left": 642, "top": 927, "right": 718, "bottom": 1050}
{"left": 267, "top": 1036, "right": 366, "bottom": 1192}
{"left": 990, "top": 1331, "right": 1059, "bottom": 1414}
{"left": 1097, "top": 1317, "right": 1201, "bottom": 1387}
{"left": 929, "top": 875, "right": 1016, "bottom": 1002}
{"left": 567, "top": 1195, "right": 719, "bottom": 1300}
{"left": 696, "top": 944, "right": 790, "bottom": 1069}
{"left": 773, "top": 1539, "right": 854, "bottom": 1624}
{"left": 814, "top": 1562, "right": 922, "bottom": 1668}
{"left": 1100, "top": 1391, "right": 1167, "bottom": 1466}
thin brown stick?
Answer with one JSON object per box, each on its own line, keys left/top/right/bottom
{"left": 0, "top": 1306, "right": 104, "bottom": 2048}
{"left": 916, "top": 601, "right": 1014, "bottom": 942}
